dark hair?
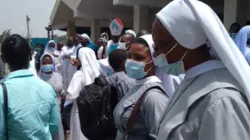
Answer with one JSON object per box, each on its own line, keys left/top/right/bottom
{"left": 108, "top": 49, "right": 127, "bottom": 71}
{"left": 125, "top": 33, "right": 136, "bottom": 40}
{"left": 245, "top": 20, "right": 250, "bottom": 25}
{"left": 132, "top": 38, "right": 149, "bottom": 48}
{"left": 230, "top": 22, "right": 241, "bottom": 33}
{"left": 136, "top": 30, "right": 150, "bottom": 38}
{"left": 1, "top": 34, "right": 31, "bottom": 70}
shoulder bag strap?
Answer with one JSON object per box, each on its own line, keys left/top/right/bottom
{"left": 122, "top": 86, "right": 165, "bottom": 140}
{"left": 1, "top": 83, "right": 8, "bottom": 140}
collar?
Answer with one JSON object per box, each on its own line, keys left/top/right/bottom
{"left": 112, "top": 71, "right": 125, "bottom": 76}
{"left": 185, "top": 60, "right": 225, "bottom": 79}
{"left": 40, "top": 72, "right": 53, "bottom": 77}
{"left": 136, "top": 75, "right": 162, "bottom": 85}
{"left": 4, "top": 69, "right": 33, "bottom": 81}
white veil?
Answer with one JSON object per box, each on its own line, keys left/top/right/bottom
{"left": 157, "top": 0, "right": 250, "bottom": 103}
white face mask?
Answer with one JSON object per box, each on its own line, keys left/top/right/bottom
{"left": 49, "top": 47, "right": 56, "bottom": 51}
{"left": 118, "top": 42, "right": 127, "bottom": 50}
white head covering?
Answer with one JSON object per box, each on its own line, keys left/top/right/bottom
{"left": 126, "top": 29, "right": 136, "bottom": 38}
{"left": 81, "top": 33, "right": 92, "bottom": 43}
{"left": 39, "top": 53, "right": 63, "bottom": 94}
{"left": 44, "top": 40, "right": 57, "bottom": 55}
{"left": 39, "top": 53, "right": 57, "bottom": 74}
{"left": 79, "top": 47, "right": 100, "bottom": 81}
{"left": 157, "top": 0, "right": 250, "bottom": 103}
{"left": 234, "top": 26, "right": 250, "bottom": 57}
{"left": 139, "top": 34, "right": 181, "bottom": 97}
{"left": 66, "top": 47, "right": 101, "bottom": 101}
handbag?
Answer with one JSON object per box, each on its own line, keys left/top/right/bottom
{"left": 1, "top": 83, "right": 8, "bottom": 140}
{"left": 122, "top": 86, "right": 166, "bottom": 140}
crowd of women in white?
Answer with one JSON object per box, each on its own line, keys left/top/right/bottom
{"left": 32, "top": 0, "right": 250, "bottom": 140}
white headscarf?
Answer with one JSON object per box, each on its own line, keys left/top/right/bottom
{"left": 44, "top": 40, "right": 57, "bottom": 55}
{"left": 66, "top": 47, "right": 101, "bottom": 101}
{"left": 234, "top": 26, "right": 250, "bottom": 63}
{"left": 126, "top": 29, "right": 136, "bottom": 38}
{"left": 79, "top": 47, "right": 100, "bottom": 81}
{"left": 139, "top": 34, "right": 181, "bottom": 97}
{"left": 157, "top": 0, "right": 250, "bottom": 103}
{"left": 39, "top": 53, "right": 57, "bottom": 74}
{"left": 81, "top": 33, "right": 92, "bottom": 43}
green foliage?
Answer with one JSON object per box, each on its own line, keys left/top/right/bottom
{"left": 0, "top": 29, "right": 11, "bottom": 44}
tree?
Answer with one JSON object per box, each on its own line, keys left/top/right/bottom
{"left": 0, "top": 29, "right": 11, "bottom": 44}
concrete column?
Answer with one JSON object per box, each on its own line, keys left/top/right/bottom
{"left": 67, "top": 20, "right": 76, "bottom": 38}
{"left": 91, "top": 19, "right": 101, "bottom": 42}
{"left": 246, "top": 0, "right": 250, "bottom": 21}
{"left": 236, "top": 0, "right": 248, "bottom": 25}
{"left": 223, "top": 0, "right": 238, "bottom": 30}
{"left": 133, "top": 5, "right": 149, "bottom": 34}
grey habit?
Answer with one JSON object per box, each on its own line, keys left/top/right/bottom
{"left": 157, "top": 67, "right": 250, "bottom": 140}
{"left": 106, "top": 71, "right": 136, "bottom": 100}
{"left": 40, "top": 72, "right": 65, "bottom": 140}
{"left": 114, "top": 76, "right": 169, "bottom": 140}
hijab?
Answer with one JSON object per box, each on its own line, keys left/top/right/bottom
{"left": 139, "top": 34, "right": 181, "bottom": 97}
{"left": 234, "top": 26, "right": 250, "bottom": 62}
{"left": 156, "top": 0, "right": 250, "bottom": 103}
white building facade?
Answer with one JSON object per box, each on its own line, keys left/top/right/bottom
{"left": 50, "top": 0, "right": 250, "bottom": 41}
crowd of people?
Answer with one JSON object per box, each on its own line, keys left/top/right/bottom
{"left": 1, "top": 0, "right": 250, "bottom": 140}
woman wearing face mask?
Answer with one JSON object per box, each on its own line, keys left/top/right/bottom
{"left": 113, "top": 35, "right": 168, "bottom": 140}
{"left": 152, "top": 0, "right": 250, "bottom": 140}
{"left": 39, "top": 54, "right": 65, "bottom": 140}
{"left": 234, "top": 26, "right": 250, "bottom": 64}
{"left": 229, "top": 23, "right": 241, "bottom": 40}
{"left": 118, "top": 32, "right": 136, "bottom": 51}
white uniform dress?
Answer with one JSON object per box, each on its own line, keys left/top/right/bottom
{"left": 66, "top": 47, "right": 100, "bottom": 140}
{"left": 60, "top": 45, "right": 76, "bottom": 91}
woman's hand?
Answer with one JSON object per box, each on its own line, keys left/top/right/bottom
{"left": 71, "top": 58, "right": 81, "bottom": 66}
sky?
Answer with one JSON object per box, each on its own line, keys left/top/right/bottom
{"left": 0, "top": 0, "right": 66, "bottom": 37}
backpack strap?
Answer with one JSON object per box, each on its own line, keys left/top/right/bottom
{"left": 1, "top": 83, "right": 8, "bottom": 140}
{"left": 76, "top": 46, "right": 84, "bottom": 70}
{"left": 122, "top": 86, "right": 165, "bottom": 140}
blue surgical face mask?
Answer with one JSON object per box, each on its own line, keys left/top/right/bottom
{"left": 41, "top": 64, "right": 54, "bottom": 73}
{"left": 231, "top": 33, "right": 238, "bottom": 40}
{"left": 125, "top": 59, "right": 152, "bottom": 79}
{"left": 154, "top": 43, "right": 187, "bottom": 76}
